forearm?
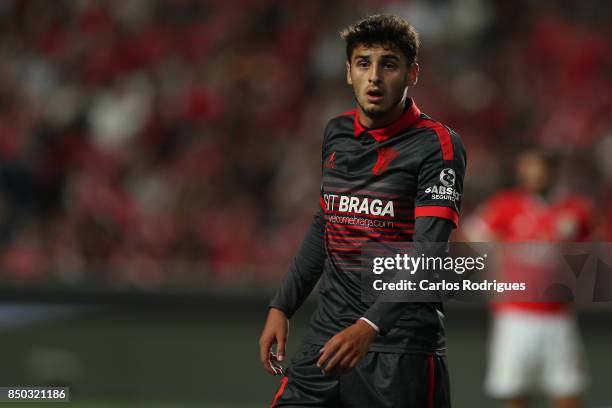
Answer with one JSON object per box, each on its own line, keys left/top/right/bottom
{"left": 362, "top": 216, "right": 453, "bottom": 335}
{"left": 269, "top": 209, "right": 326, "bottom": 318}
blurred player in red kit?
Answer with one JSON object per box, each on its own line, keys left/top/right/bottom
{"left": 465, "top": 149, "right": 593, "bottom": 408}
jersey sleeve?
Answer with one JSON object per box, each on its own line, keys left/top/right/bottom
{"left": 362, "top": 216, "right": 454, "bottom": 335}
{"left": 268, "top": 209, "right": 325, "bottom": 318}
{"left": 414, "top": 127, "right": 466, "bottom": 228}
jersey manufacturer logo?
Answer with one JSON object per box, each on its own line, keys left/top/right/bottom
{"left": 440, "top": 168, "right": 456, "bottom": 187}
{"left": 324, "top": 152, "right": 336, "bottom": 169}
{"left": 372, "top": 147, "right": 399, "bottom": 176}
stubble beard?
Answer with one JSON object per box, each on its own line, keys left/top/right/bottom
{"left": 361, "top": 104, "right": 386, "bottom": 118}
{"left": 356, "top": 91, "right": 405, "bottom": 120}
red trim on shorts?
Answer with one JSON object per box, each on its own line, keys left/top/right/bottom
{"left": 415, "top": 205, "right": 459, "bottom": 227}
{"left": 428, "top": 355, "right": 435, "bottom": 408}
{"left": 270, "top": 376, "right": 288, "bottom": 408}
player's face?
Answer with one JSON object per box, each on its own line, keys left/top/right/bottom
{"left": 516, "top": 152, "right": 552, "bottom": 194}
{"left": 346, "top": 43, "right": 418, "bottom": 124}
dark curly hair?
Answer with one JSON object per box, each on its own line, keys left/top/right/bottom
{"left": 340, "top": 14, "right": 420, "bottom": 66}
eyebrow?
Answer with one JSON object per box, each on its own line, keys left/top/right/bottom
{"left": 380, "top": 55, "right": 400, "bottom": 62}
{"left": 353, "top": 54, "right": 401, "bottom": 62}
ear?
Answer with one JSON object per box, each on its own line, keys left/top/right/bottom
{"left": 407, "top": 62, "right": 420, "bottom": 86}
{"left": 346, "top": 61, "right": 352, "bottom": 85}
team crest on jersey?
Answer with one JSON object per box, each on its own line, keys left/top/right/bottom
{"left": 372, "top": 147, "right": 399, "bottom": 176}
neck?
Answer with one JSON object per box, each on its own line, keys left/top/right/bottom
{"left": 358, "top": 97, "right": 407, "bottom": 129}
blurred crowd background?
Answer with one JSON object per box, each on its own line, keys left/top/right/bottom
{"left": 0, "top": 0, "right": 610, "bottom": 291}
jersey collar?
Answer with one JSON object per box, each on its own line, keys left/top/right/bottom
{"left": 353, "top": 98, "right": 421, "bottom": 142}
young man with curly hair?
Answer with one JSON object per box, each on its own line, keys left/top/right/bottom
{"left": 260, "top": 14, "right": 466, "bottom": 407}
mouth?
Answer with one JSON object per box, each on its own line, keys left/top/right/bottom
{"left": 366, "top": 88, "right": 384, "bottom": 104}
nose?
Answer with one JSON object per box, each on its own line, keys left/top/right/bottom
{"left": 368, "top": 63, "right": 381, "bottom": 84}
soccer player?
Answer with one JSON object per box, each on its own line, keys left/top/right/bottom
{"left": 259, "top": 15, "right": 466, "bottom": 407}
{"left": 464, "top": 149, "right": 592, "bottom": 408}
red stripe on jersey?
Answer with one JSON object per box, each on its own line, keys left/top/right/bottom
{"left": 327, "top": 223, "right": 397, "bottom": 233}
{"left": 415, "top": 206, "right": 459, "bottom": 227}
{"left": 333, "top": 235, "right": 413, "bottom": 242}
{"left": 327, "top": 222, "right": 411, "bottom": 233}
{"left": 326, "top": 219, "right": 416, "bottom": 230}
{"left": 324, "top": 186, "right": 399, "bottom": 199}
{"left": 416, "top": 120, "right": 454, "bottom": 161}
{"left": 327, "top": 235, "right": 378, "bottom": 240}
{"left": 327, "top": 244, "right": 411, "bottom": 254}
{"left": 326, "top": 240, "right": 367, "bottom": 246}
{"left": 320, "top": 196, "right": 326, "bottom": 212}
{"left": 327, "top": 246, "right": 362, "bottom": 253}
{"left": 326, "top": 239, "right": 366, "bottom": 246}
{"left": 427, "top": 355, "right": 435, "bottom": 408}
{"left": 326, "top": 238, "right": 384, "bottom": 245}
{"left": 325, "top": 210, "right": 396, "bottom": 221}
{"left": 270, "top": 376, "right": 288, "bottom": 408}
{"left": 327, "top": 245, "right": 363, "bottom": 251}
{"left": 326, "top": 228, "right": 415, "bottom": 242}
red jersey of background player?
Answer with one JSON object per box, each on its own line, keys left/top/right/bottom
{"left": 469, "top": 151, "right": 594, "bottom": 313}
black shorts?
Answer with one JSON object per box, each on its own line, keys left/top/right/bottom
{"left": 270, "top": 343, "right": 451, "bottom": 407}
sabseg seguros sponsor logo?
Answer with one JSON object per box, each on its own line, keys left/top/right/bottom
{"left": 424, "top": 168, "right": 460, "bottom": 201}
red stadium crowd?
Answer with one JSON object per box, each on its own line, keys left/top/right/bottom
{"left": 0, "top": 0, "right": 610, "bottom": 290}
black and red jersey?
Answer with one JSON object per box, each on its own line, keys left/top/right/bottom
{"left": 321, "top": 99, "right": 463, "bottom": 273}
{"left": 271, "top": 98, "right": 467, "bottom": 354}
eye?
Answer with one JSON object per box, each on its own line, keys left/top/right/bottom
{"left": 383, "top": 62, "right": 397, "bottom": 69}
{"left": 357, "top": 60, "right": 370, "bottom": 68}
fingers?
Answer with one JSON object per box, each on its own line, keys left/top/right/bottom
{"left": 259, "top": 336, "right": 276, "bottom": 375}
{"left": 269, "top": 351, "right": 284, "bottom": 376}
{"left": 313, "top": 323, "right": 375, "bottom": 375}
{"left": 317, "top": 335, "right": 367, "bottom": 374}
{"left": 316, "top": 340, "right": 338, "bottom": 371}
{"left": 276, "top": 335, "right": 286, "bottom": 362}
{"left": 339, "top": 350, "right": 357, "bottom": 372}
{"left": 317, "top": 339, "right": 351, "bottom": 374}
{"left": 323, "top": 343, "right": 349, "bottom": 374}
{"left": 259, "top": 310, "right": 290, "bottom": 376}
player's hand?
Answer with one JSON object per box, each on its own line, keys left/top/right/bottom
{"left": 259, "top": 307, "right": 289, "bottom": 376}
{"left": 316, "top": 319, "right": 377, "bottom": 374}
